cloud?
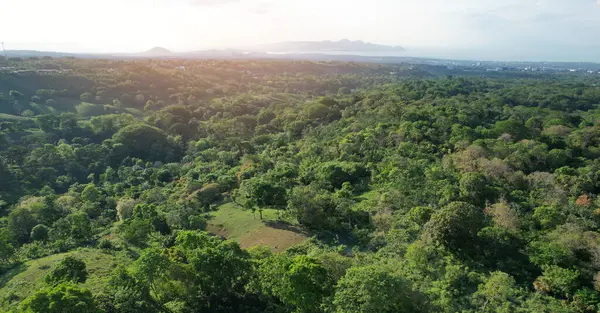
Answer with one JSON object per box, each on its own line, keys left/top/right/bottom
{"left": 188, "top": 0, "right": 240, "bottom": 6}
{"left": 249, "top": 2, "right": 273, "bottom": 15}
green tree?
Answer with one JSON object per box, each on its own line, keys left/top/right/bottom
{"left": 80, "top": 92, "right": 93, "bottom": 102}
{"left": 67, "top": 212, "right": 93, "bottom": 243}
{"left": 119, "top": 218, "right": 153, "bottom": 246}
{"left": 8, "top": 207, "right": 38, "bottom": 244}
{"left": 258, "top": 254, "right": 331, "bottom": 313}
{"left": 472, "top": 271, "right": 522, "bottom": 313}
{"left": 17, "top": 283, "right": 101, "bottom": 313}
{"left": 130, "top": 248, "right": 171, "bottom": 300}
{"left": 241, "top": 177, "right": 287, "bottom": 214}
{"left": 81, "top": 184, "right": 100, "bottom": 203}
{"left": 333, "top": 265, "right": 423, "bottom": 313}
{"left": 30, "top": 224, "right": 50, "bottom": 242}
{"left": 111, "top": 123, "right": 174, "bottom": 161}
{"left": 422, "top": 201, "right": 486, "bottom": 254}
{"left": 534, "top": 265, "right": 580, "bottom": 297}
{"left": 174, "top": 231, "right": 253, "bottom": 311}
{"left": 0, "top": 229, "right": 15, "bottom": 266}
{"left": 44, "top": 256, "right": 88, "bottom": 285}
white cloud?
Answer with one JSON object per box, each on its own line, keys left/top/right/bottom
{"left": 2, "top": 0, "right": 600, "bottom": 60}
{"left": 188, "top": 0, "right": 239, "bottom": 5}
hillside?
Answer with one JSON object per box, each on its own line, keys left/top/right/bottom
{"left": 2, "top": 58, "right": 600, "bottom": 312}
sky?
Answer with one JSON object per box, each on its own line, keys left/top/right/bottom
{"left": 1, "top": 0, "right": 600, "bottom": 61}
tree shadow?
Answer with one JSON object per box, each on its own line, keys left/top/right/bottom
{"left": 263, "top": 220, "right": 310, "bottom": 236}
{"left": 0, "top": 262, "right": 29, "bottom": 289}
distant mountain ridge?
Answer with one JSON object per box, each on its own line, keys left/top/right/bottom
{"left": 255, "top": 39, "right": 406, "bottom": 52}
{"left": 142, "top": 47, "right": 172, "bottom": 55}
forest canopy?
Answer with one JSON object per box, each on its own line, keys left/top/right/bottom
{"left": 1, "top": 58, "right": 600, "bottom": 312}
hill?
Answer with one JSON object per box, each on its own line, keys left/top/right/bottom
{"left": 142, "top": 47, "right": 172, "bottom": 56}
{"left": 256, "top": 39, "right": 406, "bottom": 52}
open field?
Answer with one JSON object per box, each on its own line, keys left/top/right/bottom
{"left": 0, "top": 248, "right": 124, "bottom": 310}
{"left": 206, "top": 203, "right": 308, "bottom": 252}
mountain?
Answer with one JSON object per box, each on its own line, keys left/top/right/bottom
{"left": 254, "top": 39, "right": 405, "bottom": 53}
{"left": 142, "top": 47, "right": 172, "bottom": 55}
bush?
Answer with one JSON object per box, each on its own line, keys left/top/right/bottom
{"left": 45, "top": 256, "right": 88, "bottom": 285}
{"left": 31, "top": 224, "right": 50, "bottom": 242}
{"left": 97, "top": 238, "right": 113, "bottom": 250}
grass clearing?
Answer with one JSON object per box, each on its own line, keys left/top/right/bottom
{"left": 207, "top": 203, "right": 279, "bottom": 240}
{"left": 207, "top": 203, "right": 308, "bottom": 252}
{"left": 239, "top": 225, "right": 309, "bottom": 253}
{"left": 0, "top": 248, "right": 124, "bottom": 310}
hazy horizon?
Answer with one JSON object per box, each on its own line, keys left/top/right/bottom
{"left": 2, "top": 0, "right": 600, "bottom": 62}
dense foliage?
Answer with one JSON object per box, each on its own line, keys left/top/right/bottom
{"left": 2, "top": 58, "right": 600, "bottom": 312}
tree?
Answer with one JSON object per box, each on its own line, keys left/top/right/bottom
{"left": 104, "top": 266, "right": 161, "bottom": 313}
{"left": 241, "top": 178, "right": 287, "bottom": 215}
{"left": 111, "top": 123, "right": 173, "bottom": 161}
{"left": 81, "top": 184, "right": 100, "bottom": 203}
{"left": 119, "top": 218, "right": 153, "bottom": 246}
{"left": 130, "top": 248, "right": 171, "bottom": 300}
{"left": 80, "top": 92, "right": 93, "bottom": 102}
{"left": 144, "top": 100, "right": 156, "bottom": 111}
{"left": 534, "top": 265, "right": 580, "bottom": 297}
{"left": 333, "top": 265, "right": 424, "bottom": 313}
{"left": 315, "top": 161, "right": 370, "bottom": 190}
{"left": 338, "top": 87, "right": 351, "bottom": 95}
{"left": 492, "top": 119, "right": 529, "bottom": 140}
{"left": 21, "top": 109, "right": 35, "bottom": 117}
{"left": 35, "top": 114, "right": 61, "bottom": 133}
{"left": 174, "top": 231, "right": 253, "bottom": 311}
{"left": 0, "top": 230, "right": 15, "bottom": 266}
{"left": 257, "top": 254, "right": 331, "bottom": 313}
{"left": 257, "top": 110, "right": 276, "bottom": 125}
{"left": 287, "top": 185, "right": 335, "bottom": 230}
{"left": 9, "top": 90, "right": 24, "bottom": 100}
{"left": 8, "top": 207, "right": 39, "bottom": 244}
{"left": 459, "top": 172, "right": 489, "bottom": 205}
{"left": 67, "top": 212, "right": 93, "bottom": 243}
{"left": 17, "top": 283, "right": 101, "bottom": 313}
{"left": 44, "top": 256, "right": 88, "bottom": 285}
{"left": 116, "top": 197, "right": 137, "bottom": 221}
{"left": 304, "top": 102, "right": 331, "bottom": 120}
{"left": 30, "top": 224, "right": 50, "bottom": 242}
{"left": 422, "top": 201, "right": 486, "bottom": 254}
{"left": 472, "top": 271, "right": 522, "bottom": 313}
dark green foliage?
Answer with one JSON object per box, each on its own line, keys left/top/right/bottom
{"left": 118, "top": 218, "right": 153, "bottom": 246}
{"left": 422, "top": 201, "right": 486, "bottom": 254}
{"left": 44, "top": 256, "right": 88, "bottom": 285}
{"left": 17, "top": 283, "right": 101, "bottom": 313}
{"left": 241, "top": 177, "right": 287, "bottom": 208}
{"left": 315, "top": 161, "right": 370, "bottom": 190}
{"left": 333, "top": 265, "right": 425, "bottom": 313}
{"left": 111, "top": 123, "right": 176, "bottom": 161}
{"left": 30, "top": 224, "right": 50, "bottom": 242}
{"left": 0, "top": 230, "right": 15, "bottom": 266}
{"left": 257, "top": 254, "right": 332, "bottom": 313}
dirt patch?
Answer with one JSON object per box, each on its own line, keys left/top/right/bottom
{"left": 239, "top": 226, "right": 308, "bottom": 253}
{"left": 206, "top": 223, "right": 229, "bottom": 239}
